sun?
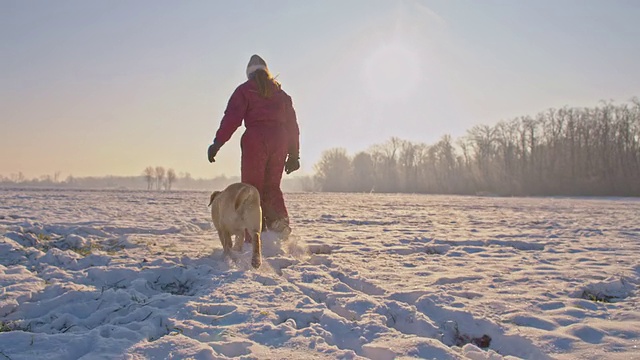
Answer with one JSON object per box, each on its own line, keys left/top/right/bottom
{"left": 362, "top": 41, "right": 423, "bottom": 102}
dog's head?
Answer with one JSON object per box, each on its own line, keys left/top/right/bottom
{"left": 208, "top": 191, "right": 221, "bottom": 207}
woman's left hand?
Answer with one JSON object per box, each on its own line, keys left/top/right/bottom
{"left": 285, "top": 155, "right": 300, "bottom": 174}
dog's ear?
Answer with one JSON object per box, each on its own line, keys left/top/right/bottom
{"left": 208, "top": 191, "right": 221, "bottom": 207}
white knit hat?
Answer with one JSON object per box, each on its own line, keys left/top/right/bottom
{"left": 246, "top": 54, "right": 268, "bottom": 79}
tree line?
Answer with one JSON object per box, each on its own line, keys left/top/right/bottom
{"left": 0, "top": 168, "right": 226, "bottom": 191}
{"left": 142, "top": 166, "right": 177, "bottom": 190}
{"left": 0, "top": 167, "right": 309, "bottom": 192}
{"left": 313, "top": 99, "right": 640, "bottom": 196}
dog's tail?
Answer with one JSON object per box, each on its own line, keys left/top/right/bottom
{"left": 234, "top": 186, "right": 255, "bottom": 211}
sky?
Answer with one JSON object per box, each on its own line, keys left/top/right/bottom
{"left": 2, "top": 0, "right": 640, "bottom": 180}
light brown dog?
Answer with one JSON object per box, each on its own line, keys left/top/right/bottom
{"left": 208, "top": 182, "right": 262, "bottom": 268}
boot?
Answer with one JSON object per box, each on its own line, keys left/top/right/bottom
{"left": 269, "top": 217, "right": 291, "bottom": 238}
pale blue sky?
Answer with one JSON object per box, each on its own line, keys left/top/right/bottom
{"left": 2, "top": 0, "right": 639, "bottom": 179}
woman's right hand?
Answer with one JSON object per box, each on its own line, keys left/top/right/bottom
{"left": 208, "top": 143, "right": 221, "bottom": 163}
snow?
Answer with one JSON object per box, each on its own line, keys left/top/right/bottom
{"left": 1, "top": 189, "right": 639, "bottom": 360}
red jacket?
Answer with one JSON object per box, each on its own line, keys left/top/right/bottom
{"left": 214, "top": 80, "right": 300, "bottom": 155}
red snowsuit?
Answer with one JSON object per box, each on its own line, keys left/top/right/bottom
{"left": 213, "top": 79, "right": 299, "bottom": 224}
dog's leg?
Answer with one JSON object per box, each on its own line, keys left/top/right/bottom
{"left": 251, "top": 231, "right": 262, "bottom": 269}
{"left": 218, "top": 230, "right": 233, "bottom": 256}
{"left": 233, "top": 233, "right": 244, "bottom": 252}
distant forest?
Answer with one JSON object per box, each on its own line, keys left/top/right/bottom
{"left": 313, "top": 99, "right": 640, "bottom": 196}
{"left": 0, "top": 171, "right": 307, "bottom": 193}
{"left": 0, "top": 171, "right": 240, "bottom": 192}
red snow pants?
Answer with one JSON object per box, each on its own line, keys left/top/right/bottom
{"left": 240, "top": 125, "right": 289, "bottom": 225}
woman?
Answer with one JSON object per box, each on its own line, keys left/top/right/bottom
{"left": 207, "top": 54, "right": 300, "bottom": 235}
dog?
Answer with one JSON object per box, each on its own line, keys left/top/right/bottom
{"left": 208, "top": 182, "right": 262, "bottom": 268}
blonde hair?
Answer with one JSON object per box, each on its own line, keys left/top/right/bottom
{"left": 253, "top": 69, "right": 280, "bottom": 98}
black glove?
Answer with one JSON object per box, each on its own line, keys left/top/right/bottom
{"left": 285, "top": 154, "right": 300, "bottom": 174}
{"left": 208, "top": 143, "right": 221, "bottom": 163}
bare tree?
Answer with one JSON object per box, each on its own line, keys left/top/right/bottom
{"left": 143, "top": 167, "right": 155, "bottom": 190}
{"left": 351, "top": 152, "right": 375, "bottom": 192}
{"left": 166, "top": 168, "right": 177, "bottom": 190}
{"left": 155, "top": 166, "right": 165, "bottom": 191}
{"left": 314, "top": 148, "right": 352, "bottom": 192}
{"left": 370, "top": 137, "right": 402, "bottom": 193}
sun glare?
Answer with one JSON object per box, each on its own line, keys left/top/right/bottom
{"left": 363, "top": 41, "right": 423, "bottom": 102}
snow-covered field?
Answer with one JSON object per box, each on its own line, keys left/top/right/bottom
{"left": 1, "top": 189, "right": 639, "bottom": 360}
